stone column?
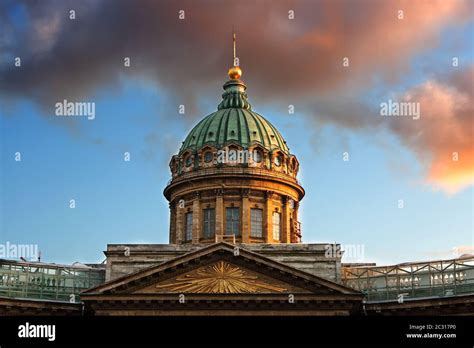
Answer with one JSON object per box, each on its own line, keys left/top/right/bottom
{"left": 281, "top": 196, "right": 291, "bottom": 244}
{"left": 169, "top": 202, "right": 176, "bottom": 244}
{"left": 292, "top": 201, "right": 301, "bottom": 243}
{"left": 215, "top": 189, "right": 224, "bottom": 240}
{"left": 192, "top": 192, "right": 201, "bottom": 244}
{"left": 176, "top": 197, "right": 184, "bottom": 244}
{"left": 265, "top": 191, "right": 273, "bottom": 243}
{"left": 241, "top": 189, "right": 250, "bottom": 243}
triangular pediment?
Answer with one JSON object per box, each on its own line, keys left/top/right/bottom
{"left": 83, "top": 243, "right": 360, "bottom": 297}
{"left": 137, "top": 260, "right": 304, "bottom": 294}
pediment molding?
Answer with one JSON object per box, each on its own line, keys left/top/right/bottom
{"left": 83, "top": 243, "right": 360, "bottom": 297}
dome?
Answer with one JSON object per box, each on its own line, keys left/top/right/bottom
{"left": 164, "top": 40, "right": 304, "bottom": 246}
{"left": 169, "top": 77, "right": 301, "bottom": 181}
{"left": 180, "top": 107, "right": 290, "bottom": 156}
{"left": 180, "top": 80, "right": 289, "bottom": 156}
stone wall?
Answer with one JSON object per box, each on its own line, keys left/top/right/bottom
{"left": 105, "top": 243, "right": 341, "bottom": 283}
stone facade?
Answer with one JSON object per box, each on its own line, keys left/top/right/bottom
{"left": 84, "top": 243, "right": 363, "bottom": 316}
{"left": 105, "top": 243, "right": 341, "bottom": 283}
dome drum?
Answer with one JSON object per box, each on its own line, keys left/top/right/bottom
{"left": 169, "top": 144, "right": 300, "bottom": 180}
{"left": 167, "top": 187, "right": 302, "bottom": 245}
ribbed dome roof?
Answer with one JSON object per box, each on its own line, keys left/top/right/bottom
{"left": 179, "top": 80, "right": 290, "bottom": 155}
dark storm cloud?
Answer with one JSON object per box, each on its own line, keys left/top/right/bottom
{"left": 0, "top": 0, "right": 472, "bottom": 191}
{"left": 1, "top": 0, "right": 470, "bottom": 113}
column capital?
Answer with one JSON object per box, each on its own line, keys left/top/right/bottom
{"left": 264, "top": 190, "right": 274, "bottom": 199}
{"left": 175, "top": 197, "right": 185, "bottom": 209}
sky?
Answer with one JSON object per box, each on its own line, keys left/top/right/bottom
{"left": 0, "top": 0, "right": 473, "bottom": 266}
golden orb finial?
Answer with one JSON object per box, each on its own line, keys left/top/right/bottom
{"left": 228, "top": 66, "right": 242, "bottom": 80}
{"left": 228, "top": 30, "right": 242, "bottom": 80}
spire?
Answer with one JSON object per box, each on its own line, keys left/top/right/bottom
{"left": 233, "top": 31, "right": 236, "bottom": 64}
{"left": 228, "top": 29, "right": 242, "bottom": 80}
{"left": 219, "top": 29, "right": 250, "bottom": 110}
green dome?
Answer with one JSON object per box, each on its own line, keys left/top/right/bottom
{"left": 180, "top": 80, "right": 290, "bottom": 155}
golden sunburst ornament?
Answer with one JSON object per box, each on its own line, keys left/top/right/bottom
{"left": 155, "top": 261, "right": 287, "bottom": 293}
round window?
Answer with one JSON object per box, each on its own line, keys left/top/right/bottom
{"left": 253, "top": 150, "right": 262, "bottom": 163}
{"left": 274, "top": 154, "right": 282, "bottom": 167}
{"left": 185, "top": 156, "right": 193, "bottom": 167}
{"left": 204, "top": 151, "right": 213, "bottom": 163}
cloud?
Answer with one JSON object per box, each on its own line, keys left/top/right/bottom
{"left": 0, "top": 0, "right": 472, "bottom": 192}
{"left": 1, "top": 0, "right": 471, "bottom": 106}
{"left": 452, "top": 245, "right": 474, "bottom": 256}
{"left": 388, "top": 66, "right": 474, "bottom": 193}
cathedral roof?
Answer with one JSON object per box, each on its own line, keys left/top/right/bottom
{"left": 179, "top": 79, "right": 290, "bottom": 156}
